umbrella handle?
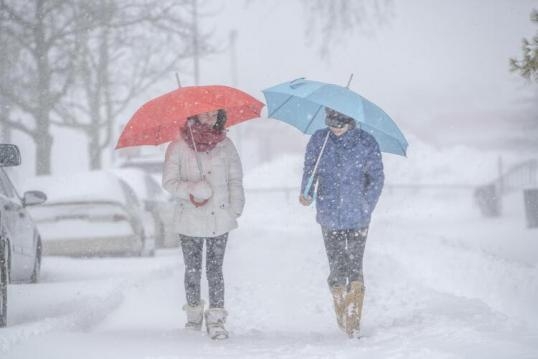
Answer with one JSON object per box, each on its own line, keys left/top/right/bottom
{"left": 303, "top": 176, "right": 315, "bottom": 199}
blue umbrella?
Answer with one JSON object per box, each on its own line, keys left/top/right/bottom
{"left": 262, "top": 77, "right": 408, "bottom": 197}
{"left": 263, "top": 77, "right": 408, "bottom": 155}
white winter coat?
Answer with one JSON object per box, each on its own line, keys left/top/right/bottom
{"left": 162, "top": 137, "right": 245, "bottom": 237}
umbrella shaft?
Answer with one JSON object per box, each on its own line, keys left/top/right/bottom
{"left": 304, "top": 131, "right": 330, "bottom": 197}
{"left": 188, "top": 121, "right": 205, "bottom": 180}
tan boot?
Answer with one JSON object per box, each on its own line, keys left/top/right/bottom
{"left": 344, "top": 281, "right": 365, "bottom": 338}
{"left": 330, "top": 285, "right": 347, "bottom": 331}
{"left": 183, "top": 301, "right": 204, "bottom": 330}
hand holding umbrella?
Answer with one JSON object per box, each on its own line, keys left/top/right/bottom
{"left": 299, "top": 129, "right": 330, "bottom": 205}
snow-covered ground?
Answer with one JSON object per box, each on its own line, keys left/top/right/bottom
{"left": 2, "top": 143, "right": 538, "bottom": 358}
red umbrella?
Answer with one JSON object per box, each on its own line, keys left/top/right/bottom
{"left": 116, "top": 85, "right": 264, "bottom": 149}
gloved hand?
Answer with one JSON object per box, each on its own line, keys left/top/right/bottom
{"left": 299, "top": 194, "right": 313, "bottom": 206}
{"left": 190, "top": 180, "right": 213, "bottom": 201}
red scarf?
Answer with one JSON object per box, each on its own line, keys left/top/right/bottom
{"left": 181, "top": 122, "right": 226, "bottom": 152}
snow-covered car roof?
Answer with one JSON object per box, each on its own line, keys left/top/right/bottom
{"left": 108, "top": 168, "right": 166, "bottom": 202}
{"left": 116, "top": 150, "right": 165, "bottom": 175}
{"left": 22, "top": 170, "right": 132, "bottom": 205}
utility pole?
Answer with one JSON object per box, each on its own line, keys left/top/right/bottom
{"left": 228, "top": 29, "right": 243, "bottom": 155}
{"left": 192, "top": 0, "right": 199, "bottom": 85}
{"left": 229, "top": 30, "right": 238, "bottom": 87}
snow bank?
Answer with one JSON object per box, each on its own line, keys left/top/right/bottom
{"left": 244, "top": 134, "right": 529, "bottom": 190}
{"left": 244, "top": 135, "right": 538, "bottom": 327}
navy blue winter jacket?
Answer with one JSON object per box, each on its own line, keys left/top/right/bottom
{"left": 301, "top": 127, "right": 384, "bottom": 230}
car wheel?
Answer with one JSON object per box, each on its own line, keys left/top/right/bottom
{"left": 139, "top": 233, "right": 155, "bottom": 257}
{"left": 155, "top": 220, "right": 165, "bottom": 249}
{"left": 30, "top": 237, "right": 42, "bottom": 284}
{"left": 0, "top": 238, "right": 8, "bottom": 327}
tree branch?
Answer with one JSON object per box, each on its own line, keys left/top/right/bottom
{"left": 0, "top": 1, "right": 33, "bottom": 28}
{"left": 0, "top": 84, "right": 37, "bottom": 115}
{"left": 2, "top": 117, "right": 34, "bottom": 137}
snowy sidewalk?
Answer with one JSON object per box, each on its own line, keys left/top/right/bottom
{"left": 1, "top": 188, "right": 538, "bottom": 358}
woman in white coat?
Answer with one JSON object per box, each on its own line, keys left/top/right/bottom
{"left": 162, "top": 109, "right": 244, "bottom": 340}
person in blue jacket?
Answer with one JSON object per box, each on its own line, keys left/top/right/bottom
{"left": 299, "top": 107, "right": 384, "bottom": 338}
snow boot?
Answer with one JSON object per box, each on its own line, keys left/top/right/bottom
{"left": 330, "top": 285, "right": 347, "bottom": 331}
{"left": 344, "top": 281, "right": 365, "bottom": 338}
{"left": 205, "top": 308, "right": 229, "bottom": 340}
{"left": 183, "top": 301, "right": 204, "bottom": 330}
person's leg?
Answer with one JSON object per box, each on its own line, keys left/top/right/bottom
{"left": 180, "top": 235, "right": 204, "bottom": 306}
{"left": 205, "top": 233, "right": 229, "bottom": 339}
{"left": 346, "top": 228, "right": 368, "bottom": 285}
{"left": 322, "top": 228, "right": 348, "bottom": 288}
{"left": 180, "top": 234, "right": 205, "bottom": 330}
{"left": 344, "top": 227, "right": 368, "bottom": 337}
{"left": 322, "top": 228, "right": 348, "bottom": 331}
{"left": 205, "top": 233, "right": 228, "bottom": 308}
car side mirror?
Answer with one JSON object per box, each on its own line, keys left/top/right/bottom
{"left": 23, "top": 190, "right": 47, "bottom": 207}
{"left": 0, "top": 144, "right": 21, "bottom": 167}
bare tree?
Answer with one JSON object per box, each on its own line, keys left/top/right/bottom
{"left": 0, "top": 0, "right": 86, "bottom": 174}
{"left": 0, "top": 13, "right": 20, "bottom": 143}
{"left": 51, "top": 0, "right": 214, "bottom": 169}
{"left": 1, "top": 0, "right": 215, "bottom": 173}
{"left": 301, "top": 0, "right": 393, "bottom": 57}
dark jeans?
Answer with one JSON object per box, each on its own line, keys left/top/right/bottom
{"left": 180, "top": 233, "right": 228, "bottom": 308}
{"left": 322, "top": 227, "right": 368, "bottom": 288}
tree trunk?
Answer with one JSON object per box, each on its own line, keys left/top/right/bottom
{"left": 89, "top": 139, "right": 102, "bottom": 170}
{"left": 35, "top": 128, "right": 53, "bottom": 175}
{"left": 88, "top": 122, "right": 102, "bottom": 170}
{"left": 34, "top": 1, "right": 53, "bottom": 175}
{"left": 0, "top": 101, "right": 11, "bottom": 143}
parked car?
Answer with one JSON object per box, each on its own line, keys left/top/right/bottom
{"left": 23, "top": 170, "right": 155, "bottom": 257}
{"left": 110, "top": 168, "right": 176, "bottom": 248}
{"left": 0, "top": 144, "right": 47, "bottom": 327}
{"left": 117, "top": 156, "right": 179, "bottom": 248}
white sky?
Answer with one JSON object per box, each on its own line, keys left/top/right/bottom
{"left": 192, "top": 0, "right": 537, "bottom": 146}
{"left": 7, "top": 0, "right": 538, "bottom": 178}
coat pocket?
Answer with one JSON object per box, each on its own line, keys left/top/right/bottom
{"left": 218, "top": 202, "right": 237, "bottom": 219}
{"left": 173, "top": 201, "right": 186, "bottom": 221}
{"left": 357, "top": 192, "right": 371, "bottom": 216}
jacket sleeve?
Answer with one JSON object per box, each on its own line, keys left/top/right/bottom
{"left": 364, "top": 139, "right": 385, "bottom": 213}
{"left": 227, "top": 141, "right": 245, "bottom": 217}
{"left": 162, "top": 141, "right": 192, "bottom": 200}
{"left": 301, "top": 132, "right": 320, "bottom": 197}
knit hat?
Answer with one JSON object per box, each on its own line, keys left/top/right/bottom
{"left": 325, "top": 108, "right": 355, "bottom": 128}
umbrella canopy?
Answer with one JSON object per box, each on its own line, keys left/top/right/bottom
{"left": 116, "top": 85, "right": 264, "bottom": 149}
{"left": 262, "top": 78, "right": 408, "bottom": 156}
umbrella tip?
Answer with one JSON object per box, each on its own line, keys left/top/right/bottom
{"left": 289, "top": 77, "right": 306, "bottom": 88}
{"left": 346, "top": 74, "right": 354, "bottom": 88}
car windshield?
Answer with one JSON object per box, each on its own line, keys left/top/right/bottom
{"left": 0, "top": 167, "right": 22, "bottom": 200}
